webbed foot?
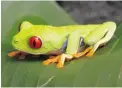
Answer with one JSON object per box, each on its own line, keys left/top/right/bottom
{"left": 73, "top": 46, "right": 93, "bottom": 58}
{"left": 43, "top": 54, "right": 73, "bottom": 68}
{"left": 43, "top": 55, "right": 60, "bottom": 65}
{"left": 86, "top": 49, "right": 94, "bottom": 57}
{"left": 8, "top": 51, "right": 27, "bottom": 59}
{"left": 8, "top": 51, "right": 21, "bottom": 57}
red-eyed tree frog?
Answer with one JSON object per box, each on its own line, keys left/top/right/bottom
{"left": 8, "top": 21, "right": 116, "bottom": 68}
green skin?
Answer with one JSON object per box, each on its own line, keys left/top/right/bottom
{"left": 12, "top": 21, "right": 116, "bottom": 55}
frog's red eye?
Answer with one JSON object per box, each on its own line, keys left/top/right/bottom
{"left": 29, "top": 36, "right": 42, "bottom": 49}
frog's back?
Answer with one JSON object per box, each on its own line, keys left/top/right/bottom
{"left": 34, "top": 24, "right": 101, "bottom": 38}
{"left": 52, "top": 24, "right": 101, "bottom": 38}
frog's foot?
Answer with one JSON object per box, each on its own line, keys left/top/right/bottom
{"left": 8, "top": 51, "right": 27, "bottom": 59}
{"left": 8, "top": 51, "right": 21, "bottom": 57}
{"left": 43, "top": 54, "right": 73, "bottom": 68}
{"left": 43, "top": 55, "right": 60, "bottom": 65}
{"left": 73, "top": 46, "right": 92, "bottom": 58}
{"left": 56, "top": 54, "right": 73, "bottom": 68}
{"left": 85, "top": 49, "right": 94, "bottom": 57}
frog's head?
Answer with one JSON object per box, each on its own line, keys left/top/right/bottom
{"left": 12, "top": 21, "right": 57, "bottom": 55}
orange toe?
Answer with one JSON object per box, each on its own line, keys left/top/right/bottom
{"left": 73, "top": 53, "right": 84, "bottom": 58}
{"left": 8, "top": 51, "right": 20, "bottom": 57}
{"left": 43, "top": 60, "right": 51, "bottom": 65}
{"left": 57, "top": 62, "right": 64, "bottom": 68}
{"left": 73, "top": 46, "right": 93, "bottom": 58}
{"left": 86, "top": 50, "right": 94, "bottom": 57}
{"left": 42, "top": 55, "right": 60, "bottom": 65}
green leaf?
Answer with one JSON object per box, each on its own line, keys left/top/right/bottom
{"left": 1, "top": 1, "right": 122, "bottom": 87}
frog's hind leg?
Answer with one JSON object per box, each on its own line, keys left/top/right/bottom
{"left": 73, "top": 22, "right": 116, "bottom": 57}
{"left": 86, "top": 22, "right": 116, "bottom": 56}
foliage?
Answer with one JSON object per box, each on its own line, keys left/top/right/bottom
{"left": 1, "top": 1, "right": 122, "bottom": 87}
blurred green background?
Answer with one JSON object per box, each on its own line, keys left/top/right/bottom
{"left": 1, "top": 1, "right": 122, "bottom": 87}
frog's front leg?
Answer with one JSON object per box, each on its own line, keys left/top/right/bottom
{"left": 8, "top": 51, "right": 27, "bottom": 59}
{"left": 56, "top": 54, "right": 73, "bottom": 68}
{"left": 43, "top": 30, "right": 81, "bottom": 68}
{"left": 43, "top": 55, "right": 59, "bottom": 65}
{"left": 8, "top": 51, "right": 21, "bottom": 57}
{"left": 43, "top": 54, "right": 73, "bottom": 68}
